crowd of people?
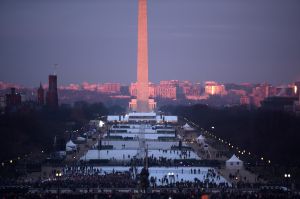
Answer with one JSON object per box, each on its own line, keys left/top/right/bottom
{"left": 1, "top": 155, "right": 298, "bottom": 198}
{"left": 1, "top": 190, "right": 300, "bottom": 199}
{"left": 1, "top": 168, "right": 299, "bottom": 199}
{"left": 209, "top": 190, "right": 300, "bottom": 199}
{"left": 0, "top": 170, "right": 285, "bottom": 193}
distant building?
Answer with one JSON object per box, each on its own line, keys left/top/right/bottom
{"left": 155, "top": 84, "right": 177, "bottom": 100}
{"left": 129, "top": 82, "right": 138, "bottom": 97}
{"left": 205, "top": 81, "right": 226, "bottom": 96}
{"left": 229, "top": 89, "right": 247, "bottom": 96}
{"left": 0, "top": 95, "right": 6, "bottom": 110}
{"left": 275, "top": 86, "right": 295, "bottom": 97}
{"left": 250, "top": 83, "right": 273, "bottom": 107}
{"left": 261, "top": 96, "right": 297, "bottom": 112}
{"left": 98, "top": 83, "right": 120, "bottom": 94}
{"left": 159, "top": 80, "right": 180, "bottom": 87}
{"left": 240, "top": 95, "right": 250, "bottom": 105}
{"left": 294, "top": 81, "right": 300, "bottom": 96}
{"left": 294, "top": 89, "right": 300, "bottom": 114}
{"left": 120, "top": 85, "right": 130, "bottom": 95}
{"left": 5, "top": 87, "right": 22, "bottom": 107}
{"left": 147, "top": 83, "right": 155, "bottom": 98}
{"left": 37, "top": 83, "right": 44, "bottom": 105}
{"left": 46, "top": 75, "right": 58, "bottom": 108}
{"left": 184, "top": 85, "right": 200, "bottom": 97}
{"left": 130, "top": 82, "right": 177, "bottom": 100}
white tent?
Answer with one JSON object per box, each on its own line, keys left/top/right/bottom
{"left": 66, "top": 146, "right": 74, "bottom": 152}
{"left": 196, "top": 135, "right": 205, "bottom": 144}
{"left": 226, "top": 154, "right": 243, "bottom": 170}
{"left": 182, "top": 123, "right": 194, "bottom": 131}
{"left": 66, "top": 140, "right": 77, "bottom": 151}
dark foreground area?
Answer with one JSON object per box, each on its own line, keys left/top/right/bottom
{"left": 1, "top": 189, "right": 300, "bottom": 199}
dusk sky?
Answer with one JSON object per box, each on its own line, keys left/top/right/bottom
{"left": 0, "top": 0, "right": 300, "bottom": 87}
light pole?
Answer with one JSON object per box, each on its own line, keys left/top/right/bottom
{"left": 284, "top": 173, "right": 291, "bottom": 190}
{"left": 56, "top": 170, "right": 62, "bottom": 199}
{"left": 167, "top": 172, "right": 175, "bottom": 185}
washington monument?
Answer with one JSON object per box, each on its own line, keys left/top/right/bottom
{"left": 130, "top": 0, "right": 156, "bottom": 112}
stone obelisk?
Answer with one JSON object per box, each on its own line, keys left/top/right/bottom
{"left": 136, "top": 0, "right": 149, "bottom": 112}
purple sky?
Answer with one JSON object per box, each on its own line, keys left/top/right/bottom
{"left": 0, "top": 0, "right": 300, "bottom": 87}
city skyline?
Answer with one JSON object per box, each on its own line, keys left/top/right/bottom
{"left": 1, "top": 0, "right": 300, "bottom": 86}
{"left": 1, "top": 1, "right": 300, "bottom": 196}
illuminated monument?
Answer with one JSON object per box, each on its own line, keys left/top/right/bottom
{"left": 129, "top": 0, "right": 156, "bottom": 112}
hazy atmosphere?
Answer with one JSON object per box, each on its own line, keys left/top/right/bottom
{"left": 1, "top": 0, "right": 300, "bottom": 86}
{"left": 1, "top": 1, "right": 300, "bottom": 198}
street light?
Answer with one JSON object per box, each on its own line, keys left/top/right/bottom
{"left": 55, "top": 171, "right": 62, "bottom": 199}
{"left": 55, "top": 171, "right": 62, "bottom": 177}
{"left": 167, "top": 172, "right": 175, "bottom": 184}
{"left": 284, "top": 173, "right": 292, "bottom": 190}
{"left": 284, "top": 173, "right": 291, "bottom": 178}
